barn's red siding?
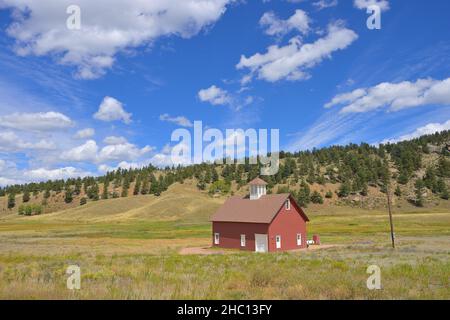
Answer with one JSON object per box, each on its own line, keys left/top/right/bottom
{"left": 212, "top": 222, "right": 268, "bottom": 251}
{"left": 268, "top": 196, "right": 307, "bottom": 251}
{"left": 212, "top": 195, "right": 308, "bottom": 252}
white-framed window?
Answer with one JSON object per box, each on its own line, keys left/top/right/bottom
{"left": 285, "top": 199, "right": 291, "bottom": 210}
{"left": 214, "top": 233, "right": 220, "bottom": 245}
{"left": 297, "top": 233, "right": 302, "bottom": 246}
{"left": 276, "top": 235, "right": 281, "bottom": 249}
{"left": 240, "top": 234, "right": 246, "bottom": 247}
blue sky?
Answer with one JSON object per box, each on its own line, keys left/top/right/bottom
{"left": 0, "top": 0, "right": 449, "bottom": 185}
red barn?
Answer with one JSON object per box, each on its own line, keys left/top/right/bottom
{"left": 211, "top": 178, "right": 309, "bottom": 252}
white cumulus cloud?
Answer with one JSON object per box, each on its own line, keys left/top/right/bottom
{"left": 0, "top": 159, "right": 23, "bottom": 186}
{"left": 0, "top": 0, "right": 232, "bottom": 79}
{"left": 0, "top": 131, "right": 56, "bottom": 152}
{"left": 74, "top": 128, "right": 95, "bottom": 139}
{"left": 354, "top": 0, "right": 390, "bottom": 11}
{"left": 94, "top": 96, "right": 132, "bottom": 124}
{"left": 60, "top": 139, "right": 154, "bottom": 164}
{"left": 198, "top": 85, "right": 232, "bottom": 106}
{"left": 103, "top": 136, "right": 129, "bottom": 145}
{"left": 260, "top": 9, "right": 310, "bottom": 37}
{"left": 325, "top": 77, "right": 450, "bottom": 113}
{"left": 236, "top": 22, "right": 358, "bottom": 83}
{"left": 313, "top": 0, "right": 338, "bottom": 10}
{"left": 0, "top": 111, "right": 73, "bottom": 131}
{"left": 24, "top": 167, "right": 92, "bottom": 181}
{"left": 60, "top": 140, "right": 99, "bottom": 162}
{"left": 159, "top": 114, "right": 193, "bottom": 127}
{"left": 98, "top": 143, "right": 153, "bottom": 163}
{"left": 380, "top": 119, "right": 450, "bottom": 144}
{"left": 198, "top": 85, "right": 255, "bottom": 110}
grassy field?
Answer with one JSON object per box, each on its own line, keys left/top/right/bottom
{"left": 0, "top": 183, "right": 448, "bottom": 299}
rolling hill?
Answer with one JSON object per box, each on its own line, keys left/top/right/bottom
{"left": 1, "top": 130, "right": 449, "bottom": 220}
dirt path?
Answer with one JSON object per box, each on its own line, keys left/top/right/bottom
{"left": 179, "top": 244, "right": 340, "bottom": 255}
{"left": 179, "top": 246, "right": 228, "bottom": 255}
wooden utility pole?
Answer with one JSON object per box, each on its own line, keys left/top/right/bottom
{"left": 386, "top": 183, "right": 395, "bottom": 249}
{"left": 383, "top": 155, "right": 395, "bottom": 249}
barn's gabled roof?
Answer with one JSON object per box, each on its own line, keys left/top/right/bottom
{"left": 210, "top": 194, "right": 309, "bottom": 223}
{"left": 248, "top": 177, "right": 268, "bottom": 186}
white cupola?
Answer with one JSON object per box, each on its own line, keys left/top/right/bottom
{"left": 249, "top": 177, "right": 267, "bottom": 200}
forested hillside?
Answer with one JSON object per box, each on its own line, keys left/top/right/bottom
{"left": 1, "top": 130, "right": 449, "bottom": 215}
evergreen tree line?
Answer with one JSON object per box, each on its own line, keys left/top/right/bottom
{"left": 1, "top": 130, "right": 449, "bottom": 210}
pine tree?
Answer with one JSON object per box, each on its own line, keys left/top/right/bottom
{"left": 360, "top": 183, "right": 368, "bottom": 196}
{"left": 296, "top": 181, "right": 311, "bottom": 207}
{"left": 150, "top": 181, "right": 161, "bottom": 196}
{"left": 64, "top": 188, "right": 73, "bottom": 203}
{"left": 121, "top": 177, "right": 129, "bottom": 197}
{"left": 149, "top": 174, "right": 160, "bottom": 195}
{"left": 414, "top": 179, "right": 425, "bottom": 207}
{"left": 204, "top": 170, "right": 212, "bottom": 183}
{"left": 87, "top": 183, "right": 99, "bottom": 201}
{"left": 316, "top": 175, "right": 326, "bottom": 185}
{"left": 141, "top": 178, "right": 150, "bottom": 195}
{"left": 310, "top": 191, "right": 324, "bottom": 204}
{"left": 197, "top": 180, "right": 206, "bottom": 190}
{"left": 441, "top": 188, "right": 449, "bottom": 200}
{"left": 338, "top": 181, "right": 351, "bottom": 198}
{"left": 102, "top": 179, "right": 109, "bottom": 199}
{"left": 92, "top": 184, "right": 99, "bottom": 201}
{"left": 397, "top": 170, "right": 409, "bottom": 185}
{"left": 7, "top": 193, "right": 15, "bottom": 209}
{"left": 306, "top": 169, "right": 315, "bottom": 184}
{"left": 212, "top": 168, "right": 219, "bottom": 182}
{"left": 22, "top": 190, "right": 30, "bottom": 203}
{"left": 437, "top": 157, "right": 450, "bottom": 177}
{"left": 74, "top": 179, "right": 82, "bottom": 195}
{"left": 394, "top": 185, "right": 402, "bottom": 197}
{"left": 133, "top": 178, "right": 141, "bottom": 195}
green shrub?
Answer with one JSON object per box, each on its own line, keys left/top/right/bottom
{"left": 310, "top": 191, "right": 324, "bottom": 204}
{"left": 25, "top": 206, "right": 33, "bottom": 216}
{"left": 338, "top": 182, "right": 351, "bottom": 198}
{"left": 19, "top": 204, "right": 43, "bottom": 216}
{"left": 208, "top": 180, "right": 231, "bottom": 195}
{"left": 33, "top": 204, "right": 42, "bottom": 215}
{"left": 394, "top": 185, "right": 402, "bottom": 197}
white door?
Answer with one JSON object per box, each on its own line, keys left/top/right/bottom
{"left": 276, "top": 235, "right": 281, "bottom": 249}
{"left": 240, "top": 234, "right": 246, "bottom": 247}
{"left": 214, "top": 233, "right": 219, "bottom": 245}
{"left": 297, "top": 233, "right": 302, "bottom": 246}
{"left": 255, "top": 234, "right": 268, "bottom": 253}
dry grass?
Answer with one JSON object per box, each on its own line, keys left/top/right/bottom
{"left": 0, "top": 183, "right": 448, "bottom": 299}
{"left": 0, "top": 236, "right": 448, "bottom": 299}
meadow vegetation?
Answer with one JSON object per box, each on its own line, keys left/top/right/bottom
{"left": 0, "top": 183, "right": 448, "bottom": 299}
